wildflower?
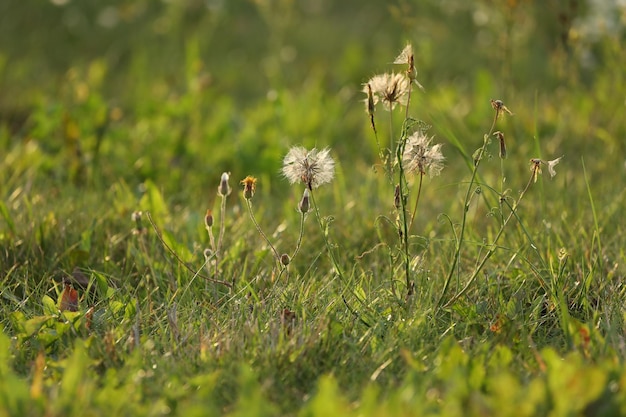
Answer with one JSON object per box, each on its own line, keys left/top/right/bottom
{"left": 529, "top": 157, "right": 563, "bottom": 182}
{"left": 241, "top": 176, "right": 257, "bottom": 199}
{"left": 282, "top": 146, "right": 335, "bottom": 190}
{"left": 393, "top": 43, "right": 424, "bottom": 91}
{"left": 298, "top": 188, "right": 310, "bottom": 214}
{"left": 494, "top": 131, "right": 506, "bottom": 159}
{"left": 366, "top": 72, "right": 410, "bottom": 111}
{"left": 218, "top": 172, "right": 231, "bottom": 197}
{"left": 280, "top": 253, "right": 291, "bottom": 266}
{"left": 402, "top": 131, "right": 445, "bottom": 177}
{"left": 490, "top": 99, "right": 513, "bottom": 119}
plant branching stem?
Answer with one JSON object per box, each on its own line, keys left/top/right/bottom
{"left": 436, "top": 111, "right": 499, "bottom": 309}
{"left": 442, "top": 171, "right": 536, "bottom": 308}
{"left": 146, "top": 211, "right": 232, "bottom": 288}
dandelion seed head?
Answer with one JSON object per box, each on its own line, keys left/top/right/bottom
{"left": 402, "top": 131, "right": 445, "bottom": 177}
{"left": 282, "top": 146, "right": 335, "bottom": 190}
{"left": 367, "top": 72, "right": 410, "bottom": 111}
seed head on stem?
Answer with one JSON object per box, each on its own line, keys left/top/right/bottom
{"left": 282, "top": 146, "right": 335, "bottom": 190}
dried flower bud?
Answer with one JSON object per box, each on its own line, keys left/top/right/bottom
{"left": 218, "top": 172, "right": 231, "bottom": 197}
{"left": 494, "top": 131, "right": 506, "bottom": 159}
{"left": 240, "top": 176, "right": 257, "bottom": 199}
{"left": 280, "top": 253, "right": 291, "bottom": 266}
{"left": 204, "top": 209, "right": 213, "bottom": 228}
{"left": 394, "top": 184, "right": 401, "bottom": 210}
{"left": 298, "top": 189, "right": 310, "bottom": 214}
{"left": 490, "top": 99, "right": 513, "bottom": 119}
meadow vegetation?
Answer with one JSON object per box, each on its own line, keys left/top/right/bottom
{"left": 2, "top": 0, "right": 626, "bottom": 415}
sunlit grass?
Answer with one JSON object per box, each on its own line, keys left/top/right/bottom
{"left": 2, "top": 1, "right": 626, "bottom": 416}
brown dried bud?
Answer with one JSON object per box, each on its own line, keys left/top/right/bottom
{"left": 204, "top": 209, "right": 214, "bottom": 228}
{"left": 394, "top": 184, "right": 401, "bottom": 210}
{"left": 280, "top": 253, "right": 291, "bottom": 266}
{"left": 494, "top": 131, "right": 506, "bottom": 159}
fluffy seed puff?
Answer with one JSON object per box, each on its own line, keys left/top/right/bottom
{"left": 365, "top": 72, "right": 411, "bottom": 111}
{"left": 282, "top": 146, "right": 335, "bottom": 190}
{"left": 402, "top": 131, "right": 445, "bottom": 177}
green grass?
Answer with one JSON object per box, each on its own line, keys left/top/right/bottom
{"left": 2, "top": 1, "right": 626, "bottom": 416}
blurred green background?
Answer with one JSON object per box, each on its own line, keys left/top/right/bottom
{"left": 1, "top": 0, "right": 625, "bottom": 202}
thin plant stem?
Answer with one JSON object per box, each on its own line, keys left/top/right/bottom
{"left": 436, "top": 110, "right": 499, "bottom": 310}
{"left": 396, "top": 121, "right": 411, "bottom": 298}
{"left": 205, "top": 224, "right": 218, "bottom": 279}
{"left": 217, "top": 194, "right": 227, "bottom": 255}
{"left": 244, "top": 199, "right": 281, "bottom": 265}
{"left": 308, "top": 191, "right": 370, "bottom": 311}
{"left": 290, "top": 212, "right": 306, "bottom": 260}
{"left": 442, "top": 170, "right": 536, "bottom": 308}
{"left": 409, "top": 173, "right": 424, "bottom": 231}
{"left": 388, "top": 109, "right": 395, "bottom": 177}
{"left": 145, "top": 211, "right": 232, "bottom": 288}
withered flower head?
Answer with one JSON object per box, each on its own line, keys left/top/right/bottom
{"left": 529, "top": 156, "right": 563, "bottom": 182}
{"left": 367, "top": 72, "right": 410, "bottom": 111}
{"left": 393, "top": 43, "right": 424, "bottom": 91}
{"left": 282, "top": 146, "right": 335, "bottom": 190}
{"left": 402, "top": 131, "right": 445, "bottom": 177}
{"left": 490, "top": 99, "right": 513, "bottom": 119}
{"left": 240, "top": 176, "right": 257, "bottom": 199}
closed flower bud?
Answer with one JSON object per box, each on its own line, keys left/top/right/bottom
{"left": 218, "top": 172, "right": 231, "bottom": 197}
{"left": 280, "top": 253, "right": 291, "bottom": 266}
{"left": 204, "top": 209, "right": 213, "bottom": 228}
{"left": 299, "top": 189, "right": 310, "bottom": 214}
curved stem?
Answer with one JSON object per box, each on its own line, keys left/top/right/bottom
{"left": 443, "top": 171, "right": 535, "bottom": 307}
{"left": 396, "top": 122, "right": 411, "bottom": 297}
{"left": 290, "top": 212, "right": 306, "bottom": 261}
{"left": 408, "top": 173, "right": 424, "bottom": 231}
{"left": 436, "top": 111, "right": 499, "bottom": 310}
{"left": 245, "top": 199, "right": 281, "bottom": 264}
{"left": 217, "top": 194, "right": 227, "bottom": 255}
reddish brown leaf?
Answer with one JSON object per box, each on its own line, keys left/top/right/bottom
{"left": 60, "top": 283, "right": 79, "bottom": 312}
